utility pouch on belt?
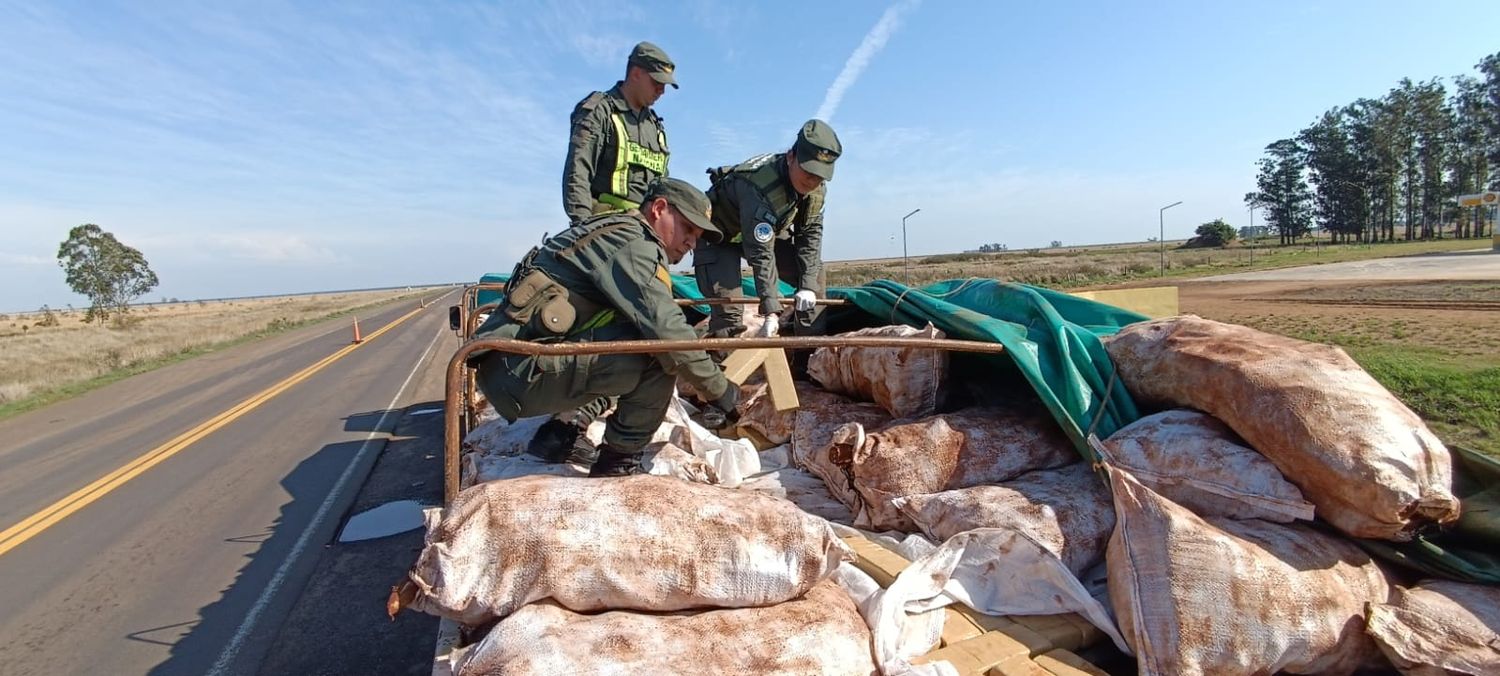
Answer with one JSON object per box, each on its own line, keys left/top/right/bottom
{"left": 503, "top": 269, "right": 575, "bottom": 337}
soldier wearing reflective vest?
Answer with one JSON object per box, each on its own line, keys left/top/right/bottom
{"left": 562, "top": 41, "right": 675, "bottom": 225}
{"left": 471, "top": 178, "right": 740, "bottom": 477}
{"left": 696, "top": 119, "right": 842, "bottom": 339}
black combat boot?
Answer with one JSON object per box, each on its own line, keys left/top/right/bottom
{"left": 587, "top": 446, "right": 644, "bottom": 477}
{"left": 526, "top": 418, "right": 581, "bottom": 463}
{"left": 565, "top": 436, "right": 599, "bottom": 466}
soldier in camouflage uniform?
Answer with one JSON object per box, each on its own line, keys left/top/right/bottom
{"left": 562, "top": 41, "right": 675, "bottom": 225}
{"left": 548, "top": 41, "right": 676, "bottom": 455}
{"left": 696, "top": 119, "right": 842, "bottom": 340}
{"left": 471, "top": 178, "right": 739, "bottom": 477}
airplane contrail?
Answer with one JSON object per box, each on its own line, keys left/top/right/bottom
{"left": 814, "top": 0, "right": 919, "bottom": 123}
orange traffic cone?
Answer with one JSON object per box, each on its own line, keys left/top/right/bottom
{"left": 352, "top": 317, "right": 363, "bottom": 344}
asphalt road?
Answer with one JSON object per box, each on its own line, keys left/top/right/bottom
{"left": 0, "top": 290, "right": 460, "bottom": 676}
{"left": 1199, "top": 247, "right": 1499, "bottom": 281}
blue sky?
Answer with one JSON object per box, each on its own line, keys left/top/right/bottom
{"left": 1, "top": 0, "right": 1495, "bottom": 311}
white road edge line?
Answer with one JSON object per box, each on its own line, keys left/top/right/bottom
{"left": 208, "top": 322, "right": 447, "bottom": 676}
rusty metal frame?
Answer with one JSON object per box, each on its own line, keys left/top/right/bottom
{"left": 443, "top": 335, "right": 1008, "bottom": 504}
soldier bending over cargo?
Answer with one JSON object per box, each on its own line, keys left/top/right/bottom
{"left": 470, "top": 178, "right": 741, "bottom": 477}
{"left": 696, "top": 119, "right": 842, "bottom": 340}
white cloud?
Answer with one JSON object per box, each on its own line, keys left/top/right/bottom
{"left": 814, "top": 0, "right": 920, "bottom": 123}
{"left": 195, "top": 233, "right": 344, "bottom": 266}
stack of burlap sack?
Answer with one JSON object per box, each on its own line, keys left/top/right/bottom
{"left": 391, "top": 474, "right": 879, "bottom": 675}
{"left": 739, "top": 315, "right": 1491, "bottom": 676}
{"left": 430, "top": 315, "right": 1495, "bottom": 675}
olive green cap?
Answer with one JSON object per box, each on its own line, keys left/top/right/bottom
{"left": 793, "top": 119, "right": 842, "bottom": 181}
{"left": 628, "top": 41, "right": 678, "bottom": 89}
{"left": 643, "top": 177, "right": 722, "bottom": 243}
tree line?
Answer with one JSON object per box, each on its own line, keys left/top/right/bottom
{"left": 1249, "top": 52, "right": 1500, "bottom": 245}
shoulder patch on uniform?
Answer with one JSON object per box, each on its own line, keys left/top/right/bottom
{"left": 753, "top": 222, "right": 774, "bottom": 243}
{"left": 655, "top": 265, "right": 672, "bottom": 288}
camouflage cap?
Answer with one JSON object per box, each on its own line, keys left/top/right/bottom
{"left": 628, "top": 41, "right": 678, "bottom": 89}
{"left": 643, "top": 177, "right": 722, "bottom": 243}
{"left": 792, "top": 119, "right": 842, "bottom": 181}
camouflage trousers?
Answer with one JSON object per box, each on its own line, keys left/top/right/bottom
{"left": 693, "top": 238, "right": 827, "bottom": 337}
{"left": 475, "top": 331, "right": 671, "bottom": 452}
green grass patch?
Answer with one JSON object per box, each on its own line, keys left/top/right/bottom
{"left": 1346, "top": 345, "right": 1500, "bottom": 459}
{"left": 0, "top": 293, "right": 427, "bottom": 422}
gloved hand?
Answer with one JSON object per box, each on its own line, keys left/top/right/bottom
{"left": 793, "top": 289, "right": 817, "bottom": 312}
{"left": 756, "top": 313, "right": 780, "bottom": 338}
{"left": 692, "top": 385, "right": 741, "bottom": 431}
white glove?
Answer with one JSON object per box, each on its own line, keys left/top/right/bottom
{"left": 793, "top": 289, "right": 817, "bottom": 312}
{"left": 756, "top": 313, "right": 780, "bottom": 338}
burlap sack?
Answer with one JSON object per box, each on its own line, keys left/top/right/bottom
{"left": 455, "top": 581, "right": 878, "bottom": 676}
{"left": 738, "top": 381, "right": 847, "bottom": 447}
{"left": 850, "top": 407, "right": 1077, "bottom": 531}
{"left": 1105, "top": 315, "right": 1457, "bottom": 540}
{"left": 894, "top": 463, "right": 1114, "bottom": 575}
{"left": 790, "top": 391, "right": 894, "bottom": 514}
{"left": 808, "top": 324, "right": 948, "bottom": 418}
{"left": 1107, "top": 465, "right": 1391, "bottom": 676}
{"left": 1102, "top": 409, "right": 1314, "bottom": 522}
{"left": 1366, "top": 579, "right": 1500, "bottom": 676}
{"left": 398, "top": 475, "right": 854, "bottom": 625}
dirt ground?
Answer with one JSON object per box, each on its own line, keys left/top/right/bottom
{"left": 1175, "top": 279, "right": 1499, "bottom": 358}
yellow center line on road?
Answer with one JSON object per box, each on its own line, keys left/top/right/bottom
{"left": 0, "top": 304, "right": 429, "bottom": 559}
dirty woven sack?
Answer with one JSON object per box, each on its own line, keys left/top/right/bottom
{"left": 1105, "top": 315, "right": 1457, "bottom": 540}
{"left": 1106, "top": 465, "right": 1391, "bottom": 676}
{"left": 738, "top": 380, "right": 840, "bottom": 447}
{"left": 847, "top": 407, "right": 1077, "bottom": 531}
{"left": 455, "top": 580, "right": 878, "bottom": 676}
{"left": 399, "top": 475, "right": 853, "bottom": 625}
{"left": 791, "top": 390, "right": 894, "bottom": 513}
{"left": 1102, "top": 409, "right": 1314, "bottom": 522}
{"left": 808, "top": 324, "right": 948, "bottom": 418}
{"left": 1366, "top": 579, "right": 1500, "bottom": 676}
{"left": 895, "top": 463, "right": 1114, "bottom": 576}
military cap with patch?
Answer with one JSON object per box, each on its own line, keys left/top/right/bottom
{"left": 793, "top": 119, "right": 842, "bottom": 181}
{"left": 643, "top": 177, "right": 722, "bottom": 243}
{"left": 628, "top": 41, "right": 678, "bottom": 89}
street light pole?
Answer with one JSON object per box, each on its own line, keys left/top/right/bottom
{"left": 902, "top": 208, "right": 921, "bottom": 284}
{"left": 1158, "top": 201, "right": 1182, "bottom": 276}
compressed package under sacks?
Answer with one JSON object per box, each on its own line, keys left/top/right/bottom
{"left": 1101, "top": 409, "right": 1314, "bottom": 523}
{"left": 1105, "top": 315, "right": 1458, "bottom": 540}
{"left": 808, "top": 324, "right": 948, "bottom": 418}
{"left": 894, "top": 463, "right": 1114, "bottom": 575}
{"left": 841, "top": 407, "right": 1077, "bottom": 531}
{"left": 791, "top": 391, "right": 894, "bottom": 513}
{"left": 1366, "top": 579, "right": 1500, "bottom": 676}
{"left": 398, "top": 475, "right": 853, "bottom": 625}
{"left": 1106, "top": 465, "right": 1391, "bottom": 676}
{"left": 455, "top": 580, "right": 878, "bottom": 676}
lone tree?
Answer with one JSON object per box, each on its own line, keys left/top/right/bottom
{"left": 1191, "top": 218, "right": 1238, "bottom": 247}
{"left": 57, "top": 224, "right": 159, "bottom": 325}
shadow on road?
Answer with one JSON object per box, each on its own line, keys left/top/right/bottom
{"left": 147, "top": 401, "right": 444, "bottom": 676}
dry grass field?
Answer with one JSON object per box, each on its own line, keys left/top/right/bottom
{"left": 0, "top": 288, "right": 444, "bottom": 416}
{"left": 827, "top": 237, "right": 1481, "bottom": 289}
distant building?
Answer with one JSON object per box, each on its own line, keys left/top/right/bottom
{"left": 1239, "top": 225, "right": 1271, "bottom": 239}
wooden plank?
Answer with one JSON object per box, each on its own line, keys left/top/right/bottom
{"left": 721, "top": 348, "right": 769, "bottom": 384}
{"left": 763, "top": 348, "right": 799, "bottom": 411}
